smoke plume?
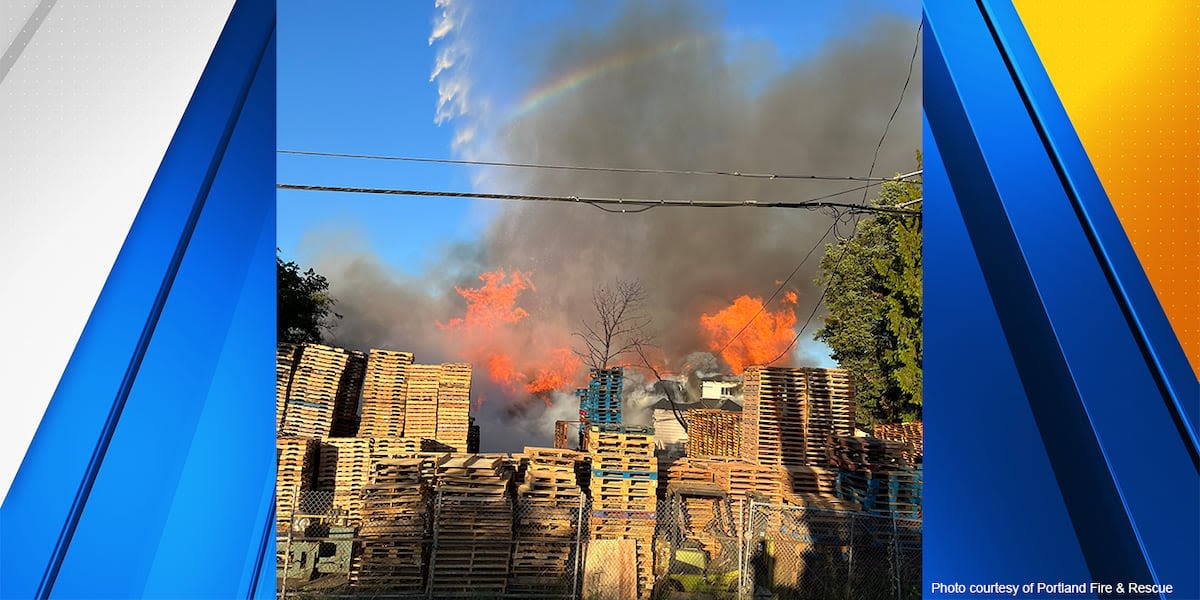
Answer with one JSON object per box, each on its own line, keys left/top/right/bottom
{"left": 304, "top": 2, "right": 921, "bottom": 450}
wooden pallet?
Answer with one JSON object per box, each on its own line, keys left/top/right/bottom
{"left": 430, "top": 457, "right": 514, "bottom": 595}
{"left": 685, "top": 409, "right": 742, "bottom": 458}
{"left": 828, "top": 435, "right": 917, "bottom": 471}
{"left": 873, "top": 421, "right": 924, "bottom": 458}
{"left": 276, "top": 437, "right": 317, "bottom": 532}
{"left": 275, "top": 344, "right": 300, "bottom": 431}
{"left": 357, "top": 349, "right": 414, "bottom": 439}
{"left": 741, "top": 366, "right": 854, "bottom": 468}
{"left": 403, "top": 364, "right": 441, "bottom": 440}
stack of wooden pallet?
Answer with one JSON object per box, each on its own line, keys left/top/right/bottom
{"left": 874, "top": 421, "right": 924, "bottom": 459}
{"left": 353, "top": 457, "right": 430, "bottom": 592}
{"left": 666, "top": 457, "right": 717, "bottom": 486}
{"left": 828, "top": 435, "right": 916, "bottom": 471}
{"left": 357, "top": 350, "right": 414, "bottom": 439}
{"left": 280, "top": 344, "right": 353, "bottom": 439}
{"left": 835, "top": 466, "right": 923, "bottom": 519}
{"left": 331, "top": 350, "right": 366, "bottom": 436}
{"left": 510, "top": 447, "right": 584, "bottom": 594}
{"left": 708, "top": 460, "right": 786, "bottom": 505}
{"left": 275, "top": 344, "right": 300, "bottom": 431}
{"left": 554, "top": 420, "right": 570, "bottom": 449}
{"left": 685, "top": 409, "right": 742, "bottom": 458}
{"left": 317, "top": 438, "right": 372, "bottom": 524}
{"left": 577, "top": 368, "right": 624, "bottom": 448}
{"left": 585, "top": 424, "right": 657, "bottom": 598}
{"left": 403, "top": 364, "right": 441, "bottom": 440}
{"left": 741, "top": 366, "right": 807, "bottom": 466}
{"left": 436, "top": 363, "right": 472, "bottom": 451}
{"left": 803, "top": 368, "right": 854, "bottom": 465}
{"left": 276, "top": 437, "right": 317, "bottom": 534}
{"left": 467, "top": 416, "right": 480, "bottom": 453}
{"left": 784, "top": 465, "right": 838, "bottom": 497}
{"left": 429, "top": 455, "right": 515, "bottom": 595}
{"left": 741, "top": 366, "right": 853, "bottom": 467}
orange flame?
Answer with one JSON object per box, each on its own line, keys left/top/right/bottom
{"left": 439, "top": 270, "right": 582, "bottom": 406}
{"left": 699, "top": 294, "right": 798, "bottom": 374}
{"left": 439, "top": 270, "right": 533, "bottom": 331}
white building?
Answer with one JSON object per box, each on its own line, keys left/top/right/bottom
{"left": 650, "top": 396, "right": 742, "bottom": 454}
{"left": 700, "top": 380, "right": 740, "bottom": 401}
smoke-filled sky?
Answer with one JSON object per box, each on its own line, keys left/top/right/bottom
{"left": 278, "top": 1, "right": 921, "bottom": 451}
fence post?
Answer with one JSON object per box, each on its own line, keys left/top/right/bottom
{"left": 892, "top": 512, "right": 902, "bottom": 600}
{"left": 426, "top": 488, "right": 443, "bottom": 600}
{"left": 280, "top": 484, "right": 299, "bottom": 600}
{"left": 847, "top": 511, "right": 855, "bottom": 600}
{"left": 740, "top": 498, "right": 754, "bottom": 600}
{"left": 572, "top": 491, "right": 585, "bottom": 600}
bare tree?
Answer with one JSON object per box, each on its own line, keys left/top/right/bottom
{"left": 573, "top": 278, "right": 653, "bottom": 370}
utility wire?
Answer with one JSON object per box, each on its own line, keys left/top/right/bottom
{"left": 276, "top": 174, "right": 923, "bottom": 216}
{"left": 278, "top": 148, "right": 919, "bottom": 183}
{"left": 715, "top": 218, "right": 837, "bottom": 357}
{"left": 858, "top": 21, "right": 922, "bottom": 211}
{"left": 769, "top": 22, "right": 923, "bottom": 366}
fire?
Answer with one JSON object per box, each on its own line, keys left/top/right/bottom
{"left": 439, "top": 270, "right": 533, "bottom": 331}
{"left": 526, "top": 348, "right": 581, "bottom": 398}
{"left": 439, "top": 270, "right": 582, "bottom": 407}
{"left": 699, "top": 294, "right": 799, "bottom": 374}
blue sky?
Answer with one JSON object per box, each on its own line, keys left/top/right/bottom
{"left": 277, "top": 0, "right": 919, "bottom": 273}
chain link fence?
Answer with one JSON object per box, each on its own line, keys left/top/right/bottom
{"left": 740, "top": 501, "right": 921, "bottom": 600}
{"left": 279, "top": 489, "right": 585, "bottom": 600}
{"left": 279, "top": 490, "right": 920, "bottom": 600}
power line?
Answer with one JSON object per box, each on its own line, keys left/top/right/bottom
{"left": 716, "top": 218, "right": 837, "bottom": 357}
{"left": 860, "top": 21, "right": 921, "bottom": 208}
{"left": 277, "top": 148, "right": 920, "bottom": 183}
{"left": 276, "top": 174, "right": 923, "bottom": 216}
{"left": 769, "top": 22, "right": 923, "bottom": 367}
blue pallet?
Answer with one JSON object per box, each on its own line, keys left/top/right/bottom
{"left": 592, "top": 469, "right": 658, "bottom": 480}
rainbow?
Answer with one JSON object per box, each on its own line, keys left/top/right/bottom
{"left": 510, "top": 32, "right": 715, "bottom": 120}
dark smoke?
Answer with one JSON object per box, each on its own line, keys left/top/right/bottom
{"left": 304, "top": 2, "right": 921, "bottom": 451}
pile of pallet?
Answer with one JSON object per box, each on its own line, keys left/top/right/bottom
{"left": 586, "top": 424, "right": 657, "bottom": 598}
{"left": 708, "top": 460, "right": 786, "bottom": 505}
{"left": 276, "top": 437, "right": 317, "bottom": 534}
{"left": 353, "top": 457, "right": 430, "bottom": 592}
{"left": 577, "top": 368, "right": 624, "bottom": 446}
{"left": 510, "top": 448, "right": 585, "bottom": 594}
{"left": 429, "top": 455, "right": 515, "bottom": 595}
{"left": 874, "top": 421, "right": 924, "bottom": 459}
{"left": 280, "top": 344, "right": 355, "bottom": 439}
{"left": 835, "top": 467, "right": 923, "bottom": 518}
{"left": 741, "top": 366, "right": 853, "bottom": 467}
{"left": 317, "top": 438, "right": 373, "bottom": 524}
{"left": 554, "top": 420, "right": 571, "bottom": 449}
{"left": 685, "top": 409, "right": 742, "bottom": 458}
{"left": 802, "top": 368, "right": 854, "bottom": 465}
{"left": 784, "top": 465, "right": 838, "bottom": 497}
{"left": 467, "top": 416, "right": 480, "bottom": 453}
{"left": 666, "top": 459, "right": 712, "bottom": 486}
{"left": 436, "top": 363, "right": 472, "bottom": 451}
{"left": 828, "top": 436, "right": 916, "bottom": 471}
{"left": 332, "top": 351, "right": 366, "bottom": 437}
{"left": 403, "top": 364, "right": 441, "bottom": 440}
{"left": 357, "top": 350, "right": 414, "bottom": 438}
{"left": 275, "top": 344, "right": 300, "bottom": 431}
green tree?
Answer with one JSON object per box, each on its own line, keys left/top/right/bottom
{"left": 814, "top": 162, "right": 922, "bottom": 427}
{"left": 277, "top": 251, "right": 340, "bottom": 344}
